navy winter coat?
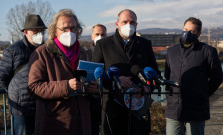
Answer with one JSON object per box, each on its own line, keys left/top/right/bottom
{"left": 165, "top": 39, "right": 222, "bottom": 121}
{"left": 0, "top": 36, "right": 36, "bottom": 116}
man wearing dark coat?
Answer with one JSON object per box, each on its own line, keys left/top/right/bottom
{"left": 165, "top": 17, "right": 222, "bottom": 135}
{"left": 92, "top": 9, "right": 160, "bottom": 135}
{"left": 0, "top": 14, "right": 47, "bottom": 135}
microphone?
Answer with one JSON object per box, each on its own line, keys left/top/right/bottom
{"left": 107, "top": 66, "right": 124, "bottom": 91}
{"left": 131, "top": 65, "right": 148, "bottom": 85}
{"left": 94, "top": 67, "right": 105, "bottom": 96}
{"left": 143, "top": 67, "right": 180, "bottom": 88}
{"left": 74, "top": 69, "right": 89, "bottom": 94}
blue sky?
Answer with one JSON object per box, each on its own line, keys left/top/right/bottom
{"left": 1, "top": 0, "right": 223, "bottom": 41}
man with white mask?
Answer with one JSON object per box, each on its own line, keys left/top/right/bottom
{"left": 92, "top": 9, "right": 160, "bottom": 135}
{"left": 0, "top": 14, "right": 46, "bottom": 135}
{"left": 28, "top": 9, "right": 98, "bottom": 135}
{"left": 86, "top": 24, "right": 107, "bottom": 61}
{"left": 92, "top": 24, "right": 107, "bottom": 47}
{"left": 86, "top": 24, "right": 107, "bottom": 135}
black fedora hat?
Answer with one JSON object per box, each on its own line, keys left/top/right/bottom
{"left": 21, "top": 14, "right": 47, "bottom": 32}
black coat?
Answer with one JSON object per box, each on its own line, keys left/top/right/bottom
{"left": 0, "top": 36, "right": 36, "bottom": 116}
{"left": 165, "top": 40, "right": 222, "bottom": 121}
{"left": 92, "top": 30, "right": 159, "bottom": 135}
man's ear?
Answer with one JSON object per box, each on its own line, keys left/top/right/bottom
{"left": 91, "top": 34, "right": 94, "bottom": 41}
{"left": 115, "top": 22, "right": 119, "bottom": 28}
{"left": 24, "top": 30, "right": 28, "bottom": 35}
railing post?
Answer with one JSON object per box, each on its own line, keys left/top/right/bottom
{"left": 160, "top": 85, "right": 166, "bottom": 106}
{"left": 3, "top": 93, "right": 7, "bottom": 135}
{"left": 11, "top": 115, "right": 13, "bottom": 135}
{"left": 160, "top": 71, "right": 166, "bottom": 106}
{"left": 0, "top": 88, "right": 7, "bottom": 135}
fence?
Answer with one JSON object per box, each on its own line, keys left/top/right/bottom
{"left": 0, "top": 88, "right": 13, "bottom": 135}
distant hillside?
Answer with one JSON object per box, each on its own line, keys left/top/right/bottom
{"left": 137, "top": 28, "right": 182, "bottom": 34}
{"left": 79, "top": 27, "right": 223, "bottom": 40}
{"left": 202, "top": 27, "right": 223, "bottom": 40}
{"left": 0, "top": 41, "right": 10, "bottom": 45}
{"left": 80, "top": 28, "right": 181, "bottom": 40}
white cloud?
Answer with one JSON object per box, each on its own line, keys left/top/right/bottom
{"left": 98, "top": 0, "right": 223, "bottom": 28}
{"left": 82, "top": 0, "right": 223, "bottom": 36}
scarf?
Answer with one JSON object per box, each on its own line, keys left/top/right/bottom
{"left": 54, "top": 37, "right": 80, "bottom": 71}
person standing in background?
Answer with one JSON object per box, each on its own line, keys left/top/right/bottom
{"left": 86, "top": 24, "right": 107, "bottom": 135}
{"left": 0, "top": 14, "right": 47, "bottom": 135}
{"left": 86, "top": 24, "right": 107, "bottom": 61}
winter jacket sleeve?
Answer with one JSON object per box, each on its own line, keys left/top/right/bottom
{"left": 0, "top": 48, "right": 14, "bottom": 91}
{"left": 91, "top": 41, "right": 113, "bottom": 90}
{"left": 28, "top": 47, "right": 71, "bottom": 100}
{"left": 207, "top": 47, "right": 222, "bottom": 96}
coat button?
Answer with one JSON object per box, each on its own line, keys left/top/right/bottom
{"left": 76, "top": 110, "right": 80, "bottom": 114}
{"left": 181, "top": 64, "right": 184, "bottom": 67}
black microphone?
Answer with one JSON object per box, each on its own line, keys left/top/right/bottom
{"left": 74, "top": 69, "right": 89, "bottom": 94}
{"left": 131, "top": 65, "right": 148, "bottom": 85}
{"left": 107, "top": 66, "right": 124, "bottom": 92}
{"left": 143, "top": 67, "right": 181, "bottom": 88}
{"left": 94, "top": 67, "right": 105, "bottom": 96}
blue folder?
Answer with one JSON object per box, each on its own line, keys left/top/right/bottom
{"left": 77, "top": 60, "right": 104, "bottom": 82}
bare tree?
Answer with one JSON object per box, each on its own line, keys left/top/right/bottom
{"left": 6, "top": 0, "right": 55, "bottom": 41}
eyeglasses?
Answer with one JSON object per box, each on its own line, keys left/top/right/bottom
{"left": 57, "top": 26, "right": 77, "bottom": 33}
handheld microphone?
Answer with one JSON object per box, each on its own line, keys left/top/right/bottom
{"left": 143, "top": 67, "right": 180, "bottom": 88}
{"left": 131, "top": 65, "right": 148, "bottom": 85}
{"left": 94, "top": 67, "right": 105, "bottom": 96}
{"left": 107, "top": 66, "right": 124, "bottom": 91}
{"left": 74, "top": 69, "right": 89, "bottom": 94}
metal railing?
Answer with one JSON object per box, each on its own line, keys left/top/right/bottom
{"left": 0, "top": 88, "right": 13, "bottom": 135}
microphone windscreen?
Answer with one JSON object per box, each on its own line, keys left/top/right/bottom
{"left": 94, "top": 67, "right": 105, "bottom": 80}
{"left": 143, "top": 67, "right": 157, "bottom": 80}
{"left": 107, "top": 66, "right": 120, "bottom": 80}
{"left": 131, "top": 65, "right": 140, "bottom": 76}
{"left": 74, "top": 69, "right": 87, "bottom": 77}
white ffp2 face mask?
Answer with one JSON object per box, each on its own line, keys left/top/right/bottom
{"left": 94, "top": 36, "right": 103, "bottom": 44}
{"left": 32, "top": 32, "right": 44, "bottom": 45}
{"left": 120, "top": 24, "right": 135, "bottom": 38}
{"left": 59, "top": 32, "right": 76, "bottom": 47}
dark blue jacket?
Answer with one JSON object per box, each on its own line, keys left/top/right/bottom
{"left": 165, "top": 39, "right": 222, "bottom": 121}
{"left": 0, "top": 36, "right": 36, "bottom": 116}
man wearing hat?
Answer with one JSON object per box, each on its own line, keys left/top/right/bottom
{"left": 0, "top": 14, "right": 47, "bottom": 135}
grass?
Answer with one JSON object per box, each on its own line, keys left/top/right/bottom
{"left": 150, "top": 103, "right": 166, "bottom": 135}
{"left": 0, "top": 94, "right": 11, "bottom": 130}
{"left": 157, "top": 59, "right": 165, "bottom": 71}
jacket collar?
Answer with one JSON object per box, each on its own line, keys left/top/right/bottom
{"left": 45, "top": 39, "right": 63, "bottom": 55}
{"left": 114, "top": 29, "right": 136, "bottom": 44}
{"left": 45, "top": 38, "right": 71, "bottom": 68}
{"left": 113, "top": 29, "right": 139, "bottom": 62}
{"left": 180, "top": 38, "right": 199, "bottom": 50}
{"left": 44, "top": 38, "right": 87, "bottom": 71}
{"left": 23, "top": 35, "right": 36, "bottom": 52}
